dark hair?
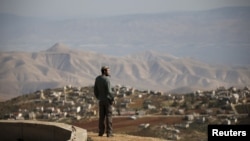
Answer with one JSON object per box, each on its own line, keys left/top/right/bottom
{"left": 101, "top": 66, "right": 109, "bottom": 74}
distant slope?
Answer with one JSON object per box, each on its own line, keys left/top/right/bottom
{"left": 0, "top": 43, "right": 249, "bottom": 101}
{"left": 0, "top": 6, "right": 250, "bottom": 65}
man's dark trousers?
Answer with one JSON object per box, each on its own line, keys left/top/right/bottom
{"left": 98, "top": 100, "right": 113, "bottom": 136}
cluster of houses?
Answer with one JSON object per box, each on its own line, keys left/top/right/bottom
{"left": 3, "top": 85, "right": 250, "bottom": 120}
{"left": 2, "top": 84, "right": 250, "bottom": 140}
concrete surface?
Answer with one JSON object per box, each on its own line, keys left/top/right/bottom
{"left": 0, "top": 120, "right": 87, "bottom": 141}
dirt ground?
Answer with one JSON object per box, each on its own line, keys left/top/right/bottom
{"left": 87, "top": 132, "right": 168, "bottom": 141}
{"left": 74, "top": 116, "right": 183, "bottom": 132}
{"left": 73, "top": 116, "right": 183, "bottom": 141}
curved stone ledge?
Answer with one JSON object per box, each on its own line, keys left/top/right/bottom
{"left": 0, "top": 120, "right": 87, "bottom": 141}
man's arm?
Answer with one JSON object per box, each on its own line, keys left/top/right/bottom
{"left": 106, "top": 78, "right": 114, "bottom": 100}
{"left": 94, "top": 78, "right": 99, "bottom": 100}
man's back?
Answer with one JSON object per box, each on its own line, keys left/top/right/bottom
{"left": 94, "top": 75, "right": 111, "bottom": 101}
{"left": 94, "top": 66, "right": 114, "bottom": 137}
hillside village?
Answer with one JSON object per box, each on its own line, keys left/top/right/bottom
{"left": 1, "top": 85, "right": 250, "bottom": 140}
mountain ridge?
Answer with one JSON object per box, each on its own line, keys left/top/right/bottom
{"left": 0, "top": 43, "right": 249, "bottom": 101}
{"left": 46, "top": 42, "right": 71, "bottom": 52}
{"left": 1, "top": 6, "right": 250, "bottom": 65}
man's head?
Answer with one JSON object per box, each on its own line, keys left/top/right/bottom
{"left": 101, "top": 66, "right": 110, "bottom": 76}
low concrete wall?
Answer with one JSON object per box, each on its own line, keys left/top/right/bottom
{"left": 0, "top": 120, "right": 87, "bottom": 141}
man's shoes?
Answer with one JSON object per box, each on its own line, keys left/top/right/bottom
{"left": 98, "top": 133, "right": 103, "bottom": 136}
{"left": 107, "top": 134, "right": 114, "bottom": 137}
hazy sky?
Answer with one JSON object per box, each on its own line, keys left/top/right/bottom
{"left": 1, "top": 0, "right": 250, "bottom": 19}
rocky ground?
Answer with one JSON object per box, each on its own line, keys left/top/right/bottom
{"left": 87, "top": 132, "right": 167, "bottom": 141}
{"left": 74, "top": 116, "right": 184, "bottom": 141}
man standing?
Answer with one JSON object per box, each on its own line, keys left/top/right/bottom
{"left": 94, "top": 66, "right": 114, "bottom": 137}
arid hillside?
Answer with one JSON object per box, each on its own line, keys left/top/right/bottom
{"left": 1, "top": 43, "right": 249, "bottom": 101}
{"left": 1, "top": 85, "right": 249, "bottom": 141}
